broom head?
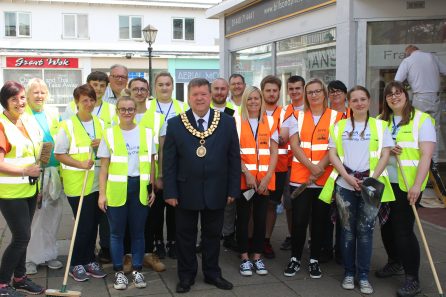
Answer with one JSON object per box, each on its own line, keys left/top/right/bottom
{"left": 45, "top": 288, "right": 81, "bottom": 296}
{"left": 38, "top": 142, "right": 54, "bottom": 165}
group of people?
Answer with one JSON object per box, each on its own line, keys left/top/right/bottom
{"left": 0, "top": 44, "right": 442, "bottom": 297}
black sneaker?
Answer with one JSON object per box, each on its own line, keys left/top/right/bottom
{"left": 283, "top": 257, "right": 300, "bottom": 277}
{"left": 375, "top": 261, "right": 404, "bottom": 278}
{"left": 0, "top": 285, "right": 26, "bottom": 297}
{"left": 397, "top": 277, "right": 421, "bottom": 297}
{"left": 308, "top": 261, "right": 322, "bottom": 279}
{"left": 154, "top": 241, "right": 166, "bottom": 259}
{"left": 166, "top": 241, "right": 177, "bottom": 259}
{"left": 12, "top": 277, "right": 45, "bottom": 295}
{"left": 280, "top": 236, "right": 292, "bottom": 250}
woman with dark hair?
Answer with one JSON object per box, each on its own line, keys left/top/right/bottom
{"left": 0, "top": 81, "right": 45, "bottom": 296}
{"left": 284, "top": 78, "right": 342, "bottom": 280}
{"left": 376, "top": 80, "right": 435, "bottom": 297}
{"left": 54, "top": 84, "right": 106, "bottom": 282}
{"left": 319, "top": 85, "right": 395, "bottom": 294}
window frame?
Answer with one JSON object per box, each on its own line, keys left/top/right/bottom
{"left": 172, "top": 17, "right": 195, "bottom": 41}
{"left": 62, "top": 13, "right": 89, "bottom": 39}
{"left": 4, "top": 11, "right": 31, "bottom": 37}
{"left": 118, "top": 15, "right": 143, "bottom": 40}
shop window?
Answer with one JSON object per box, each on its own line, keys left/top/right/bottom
{"left": 119, "top": 15, "right": 142, "bottom": 40}
{"left": 62, "top": 14, "right": 88, "bottom": 39}
{"left": 176, "top": 83, "right": 184, "bottom": 102}
{"left": 4, "top": 12, "right": 31, "bottom": 37}
{"left": 172, "top": 18, "right": 194, "bottom": 41}
{"left": 231, "top": 44, "right": 273, "bottom": 87}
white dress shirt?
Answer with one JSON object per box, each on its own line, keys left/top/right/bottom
{"left": 192, "top": 109, "right": 211, "bottom": 131}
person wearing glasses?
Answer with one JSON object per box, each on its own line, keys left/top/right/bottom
{"left": 319, "top": 85, "right": 395, "bottom": 294}
{"left": 98, "top": 95, "right": 156, "bottom": 290}
{"left": 54, "top": 84, "right": 106, "bottom": 282}
{"left": 328, "top": 80, "right": 350, "bottom": 119}
{"left": 104, "top": 64, "right": 129, "bottom": 105}
{"left": 236, "top": 86, "right": 278, "bottom": 276}
{"left": 376, "top": 81, "right": 435, "bottom": 297}
{"left": 284, "top": 78, "right": 342, "bottom": 279}
{"left": 0, "top": 81, "right": 45, "bottom": 296}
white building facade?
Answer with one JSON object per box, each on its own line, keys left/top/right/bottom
{"left": 207, "top": 0, "right": 446, "bottom": 160}
{"left": 0, "top": 0, "right": 222, "bottom": 108}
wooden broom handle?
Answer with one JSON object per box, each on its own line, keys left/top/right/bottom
{"left": 396, "top": 156, "right": 443, "bottom": 296}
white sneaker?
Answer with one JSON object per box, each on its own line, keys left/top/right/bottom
{"left": 46, "top": 259, "right": 63, "bottom": 270}
{"left": 360, "top": 280, "right": 374, "bottom": 294}
{"left": 26, "top": 262, "right": 37, "bottom": 275}
{"left": 342, "top": 276, "right": 354, "bottom": 290}
{"left": 132, "top": 271, "right": 147, "bottom": 288}
{"left": 239, "top": 259, "right": 253, "bottom": 276}
{"left": 114, "top": 271, "right": 128, "bottom": 290}
{"left": 253, "top": 259, "right": 268, "bottom": 275}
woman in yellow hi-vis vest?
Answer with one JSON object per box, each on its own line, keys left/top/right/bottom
{"left": 0, "top": 81, "right": 45, "bottom": 296}
{"left": 98, "top": 95, "right": 156, "bottom": 290}
{"left": 376, "top": 81, "right": 436, "bottom": 297}
{"left": 319, "top": 85, "right": 395, "bottom": 294}
{"left": 54, "top": 84, "right": 106, "bottom": 282}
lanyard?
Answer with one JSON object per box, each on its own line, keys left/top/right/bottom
{"left": 156, "top": 100, "right": 173, "bottom": 116}
{"left": 76, "top": 114, "right": 95, "bottom": 140}
{"left": 391, "top": 116, "right": 400, "bottom": 140}
{"left": 95, "top": 102, "right": 103, "bottom": 117}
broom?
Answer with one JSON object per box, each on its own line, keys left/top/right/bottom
{"left": 396, "top": 156, "right": 444, "bottom": 297}
{"left": 35, "top": 142, "right": 54, "bottom": 209}
{"left": 45, "top": 150, "right": 93, "bottom": 297}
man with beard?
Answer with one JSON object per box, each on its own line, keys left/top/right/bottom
{"left": 211, "top": 78, "right": 236, "bottom": 116}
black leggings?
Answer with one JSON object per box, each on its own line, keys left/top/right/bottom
{"left": 380, "top": 183, "right": 421, "bottom": 279}
{"left": 236, "top": 192, "right": 268, "bottom": 254}
{"left": 290, "top": 187, "right": 329, "bottom": 261}
{"left": 0, "top": 197, "right": 36, "bottom": 283}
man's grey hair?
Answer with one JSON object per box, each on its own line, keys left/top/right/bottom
{"left": 110, "top": 64, "right": 128, "bottom": 74}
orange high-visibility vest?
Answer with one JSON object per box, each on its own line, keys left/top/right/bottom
{"left": 235, "top": 114, "right": 276, "bottom": 191}
{"left": 290, "top": 108, "right": 342, "bottom": 186}
{"left": 271, "top": 105, "right": 295, "bottom": 172}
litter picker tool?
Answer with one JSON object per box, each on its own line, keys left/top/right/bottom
{"left": 45, "top": 149, "right": 94, "bottom": 297}
{"left": 290, "top": 182, "right": 308, "bottom": 199}
{"left": 396, "top": 156, "right": 444, "bottom": 297}
{"left": 360, "top": 177, "right": 385, "bottom": 209}
{"left": 35, "top": 142, "right": 54, "bottom": 209}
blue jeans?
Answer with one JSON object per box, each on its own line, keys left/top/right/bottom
{"left": 107, "top": 177, "right": 148, "bottom": 271}
{"left": 335, "top": 186, "right": 379, "bottom": 280}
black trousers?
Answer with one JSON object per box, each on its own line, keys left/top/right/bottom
{"left": 67, "top": 192, "right": 101, "bottom": 266}
{"left": 380, "top": 183, "right": 421, "bottom": 279}
{"left": 290, "top": 187, "right": 329, "bottom": 261}
{"left": 152, "top": 189, "right": 176, "bottom": 242}
{"left": 236, "top": 192, "right": 268, "bottom": 254}
{"left": 0, "top": 196, "right": 36, "bottom": 283}
{"left": 175, "top": 207, "right": 224, "bottom": 283}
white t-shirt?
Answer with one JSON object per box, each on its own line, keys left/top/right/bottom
{"left": 156, "top": 101, "right": 177, "bottom": 121}
{"left": 328, "top": 120, "right": 394, "bottom": 191}
{"left": 387, "top": 115, "right": 436, "bottom": 183}
{"left": 282, "top": 105, "right": 304, "bottom": 130}
{"left": 97, "top": 126, "right": 157, "bottom": 177}
{"left": 135, "top": 113, "right": 144, "bottom": 124}
{"left": 54, "top": 119, "right": 100, "bottom": 193}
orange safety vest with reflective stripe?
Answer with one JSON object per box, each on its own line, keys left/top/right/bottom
{"left": 290, "top": 108, "right": 342, "bottom": 186}
{"left": 271, "top": 105, "right": 295, "bottom": 172}
{"left": 235, "top": 114, "right": 276, "bottom": 191}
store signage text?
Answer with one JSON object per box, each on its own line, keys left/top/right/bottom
{"left": 175, "top": 69, "right": 219, "bottom": 83}
{"left": 6, "top": 57, "right": 79, "bottom": 68}
{"left": 225, "top": 0, "right": 335, "bottom": 36}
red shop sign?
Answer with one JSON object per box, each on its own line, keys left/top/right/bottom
{"left": 6, "top": 57, "right": 79, "bottom": 68}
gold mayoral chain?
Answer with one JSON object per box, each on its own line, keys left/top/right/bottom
{"left": 180, "top": 110, "right": 221, "bottom": 157}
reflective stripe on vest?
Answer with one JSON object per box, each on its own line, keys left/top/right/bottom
{"left": 60, "top": 116, "right": 103, "bottom": 197}
{"left": 104, "top": 125, "right": 152, "bottom": 206}
{"left": 290, "top": 108, "right": 341, "bottom": 186}
{"left": 319, "top": 118, "right": 395, "bottom": 203}
{"left": 390, "top": 109, "right": 432, "bottom": 191}
{"left": 0, "top": 114, "right": 41, "bottom": 198}
{"left": 236, "top": 114, "right": 276, "bottom": 191}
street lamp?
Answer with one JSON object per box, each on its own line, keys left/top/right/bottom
{"left": 142, "top": 24, "right": 158, "bottom": 94}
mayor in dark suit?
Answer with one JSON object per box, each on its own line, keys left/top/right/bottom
{"left": 163, "top": 78, "right": 241, "bottom": 293}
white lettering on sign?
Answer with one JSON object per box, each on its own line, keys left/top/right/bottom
{"left": 15, "top": 58, "right": 44, "bottom": 67}
{"left": 47, "top": 58, "right": 70, "bottom": 66}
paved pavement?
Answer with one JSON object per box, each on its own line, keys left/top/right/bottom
{"left": 0, "top": 199, "right": 445, "bottom": 297}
